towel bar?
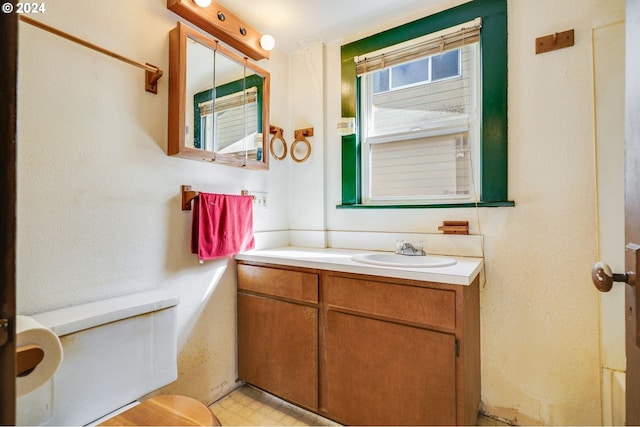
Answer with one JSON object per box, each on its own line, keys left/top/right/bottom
{"left": 19, "top": 15, "right": 163, "bottom": 93}
{"left": 181, "top": 185, "right": 256, "bottom": 210}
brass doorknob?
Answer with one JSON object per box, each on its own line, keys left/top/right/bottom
{"left": 592, "top": 261, "right": 634, "bottom": 292}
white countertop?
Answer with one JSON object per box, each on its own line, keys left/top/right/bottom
{"left": 235, "top": 246, "right": 483, "bottom": 286}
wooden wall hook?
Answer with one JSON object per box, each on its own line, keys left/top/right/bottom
{"left": 536, "top": 29, "right": 574, "bottom": 54}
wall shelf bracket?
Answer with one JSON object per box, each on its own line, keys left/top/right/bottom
{"left": 181, "top": 185, "right": 199, "bottom": 210}
{"left": 145, "top": 63, "right": 163, "bottom": 94}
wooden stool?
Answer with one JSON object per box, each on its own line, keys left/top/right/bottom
{"left": 98, "top": 395, "right": 222, "bottom": 426}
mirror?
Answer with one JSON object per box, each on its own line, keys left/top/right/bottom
{"left": 168, "top": 22, "right": 270, "bottom": 169}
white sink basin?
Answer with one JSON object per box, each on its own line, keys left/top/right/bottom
{"left": 351, "top": 252, "right": 457, "bottom": 268}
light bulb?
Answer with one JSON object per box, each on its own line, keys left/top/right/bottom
{"left": 193, "top": 0, "right": 212, "bottom": 7}
{"left": 260, "top": 34, "right": 275, "bottom": 51}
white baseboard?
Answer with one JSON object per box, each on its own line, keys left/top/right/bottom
{"left": 602, "top": 367, "right": 625, "bottom": 425}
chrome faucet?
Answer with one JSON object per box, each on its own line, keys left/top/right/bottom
{"left": 395, "top": 240, "right": 426, "bottom": 256}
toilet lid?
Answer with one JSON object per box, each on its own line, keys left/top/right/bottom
{"left": 97, "top": 395, "right": 221, "bottom": 426}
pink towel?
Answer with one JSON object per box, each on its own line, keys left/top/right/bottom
{"left": 191, "top": 193, "right": 255, "bottom": 260}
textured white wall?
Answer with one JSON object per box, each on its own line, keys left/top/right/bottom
{"left": 288, "top": 44, "right": 326, "bottom": 247}
{"left": 16, "top": 0, "right": 625, "bottom": 424}
{"left": 320, "top": 0, "right": 617, "bottom": 424}
{"left": 16, "top": 0, "right": 290, "bottom": 405}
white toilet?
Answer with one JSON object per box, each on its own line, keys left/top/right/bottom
{"left": 17, "top": 290, "right": 220, "bottom": 426}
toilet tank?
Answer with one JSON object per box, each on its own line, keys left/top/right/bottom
{"left": 20, "top": 290, "right": 179, "bottom": 426}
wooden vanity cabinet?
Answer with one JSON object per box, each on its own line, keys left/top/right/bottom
{"left": 320, "top": 272, "right": 480, "bottom": 426}
{"left": 322, "top": 311, "right": 456, "bottom": 425}
{"left": 236, "top": 262, "right": 480, "bottom": 426}
{"left": 236, "top": 264, "right": 319, "bottom": 411}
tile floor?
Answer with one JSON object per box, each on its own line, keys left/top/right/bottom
{"left": 209, "top": 385, "right": 338, "bottom": 426}
{"left": 209, "top": 385, "right": 511, "bottom": 426}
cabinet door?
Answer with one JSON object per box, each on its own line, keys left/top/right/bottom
{"left": 238, "top": 293, "right": 318, "bottom": 410}
{"left": 322, "top": 310, "right": 456, "bottom": 426}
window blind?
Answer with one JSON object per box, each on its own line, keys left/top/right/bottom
{"left": 198, "top": 86, "right": 258, "bottom": 116}
{"left": 367, "top": 44, "right": 476, "bottom": 138}
{"left": 355, "top": 18, "right": 481, "bottom": 76}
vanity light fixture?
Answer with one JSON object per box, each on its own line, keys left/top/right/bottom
{"left": 260, "top": 34, "right": 275, "bottom": 51}
{"left": 193, "top": 0, "right": 212, "bottom": 7}
{"left": 168, "top": 0, "right": 270, "bottom": 60}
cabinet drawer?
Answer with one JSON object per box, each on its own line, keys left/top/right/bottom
{"left": 325, "top": 274, "right": 456, "bottom": 330}
{"left": 238, "top": 264, "right": 318, "bottom": 304}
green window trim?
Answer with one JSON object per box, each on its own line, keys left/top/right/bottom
{"left": 339, "top": 0, "right": 513, "bottom": 208}
{"left": 336, "top": 201, "right": 515, "bottom": 209}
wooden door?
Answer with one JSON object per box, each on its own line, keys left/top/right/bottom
{"left": 237, "top": 293, "right": 319, "bottom": 411}
{"left": 626, "top": 0, "right": 640, "bottom": 424}
{"left": 322, "top": 310, "right": 457, "bottom": 426}
{"left": 0, "top": 9, "right": 18, "bottom": 426}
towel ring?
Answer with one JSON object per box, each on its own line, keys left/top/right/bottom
{"left": 269, "top": 127, "right": 287, "bottom": 160}
{"left": 291, "top": 128, "right": 313, "bottom": 163}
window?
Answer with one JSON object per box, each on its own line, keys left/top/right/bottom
{"left": 339, "top": 0, "right": 512, "bottom": 208}
{"left": 196, "top": 87, "right": 258, "bottom": 152}
{"left": 432, "top": 49, "right": 461, "bottom": 81}
{"left": 359, "top": 22, "right": 480, "bottom": 205}
{"left": 193, "top": 73, "right": 264, "bottom": 153}
{"left": 372, "top": 49, "right": 461, "bottom": 94}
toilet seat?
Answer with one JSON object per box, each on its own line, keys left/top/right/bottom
{"left": 97, "top": 395, "right": 221, "bottom": 426}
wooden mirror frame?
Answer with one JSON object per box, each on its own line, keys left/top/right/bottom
{"left": 168, "top": 22, "right": 270, "bottom": 170}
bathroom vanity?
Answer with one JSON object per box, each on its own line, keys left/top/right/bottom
{"left": 235, "top": 247, "right": 482, "bottom": 426}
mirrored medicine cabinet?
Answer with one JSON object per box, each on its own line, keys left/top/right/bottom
{"left": 168, "top": 22, "right": 270, "bottom": 169}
